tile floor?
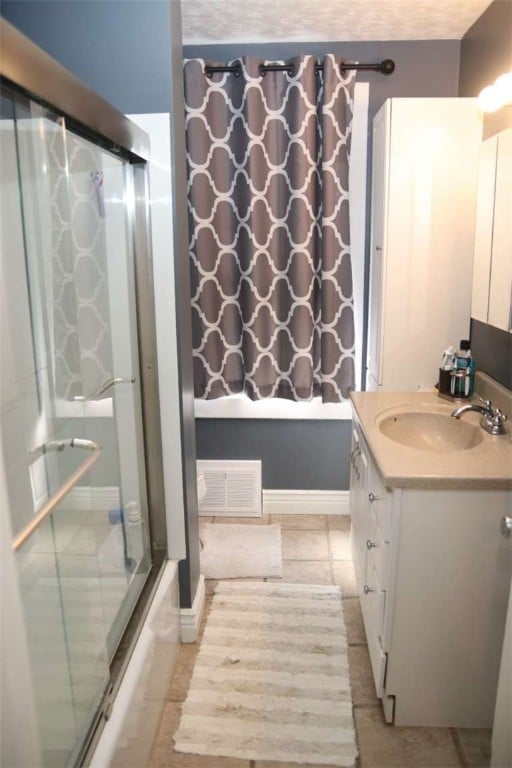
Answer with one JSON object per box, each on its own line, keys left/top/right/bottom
{"left": 147, "top": 514, "right": 492, "bottom": 768}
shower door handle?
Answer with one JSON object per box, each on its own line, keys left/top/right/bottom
{"left": 14, "top": 439, "right": 102, "bottom": 552}
{"left": 74, "top": 376, "right": 135, "bottom": 401}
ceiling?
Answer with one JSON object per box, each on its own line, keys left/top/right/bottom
{"left": 181, "top": 0, "right": 495, "bottom": 45}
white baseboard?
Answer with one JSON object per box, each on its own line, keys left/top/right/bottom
{"left": 180, "top": 574, "right": 206, "bottom": 643}
{"left": 263, "top": 490, "right": 350, "bottom": 516}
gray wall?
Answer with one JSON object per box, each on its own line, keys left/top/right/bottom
{"left": 188, "top": 39, "right": 461, "bottom": 490}
{"left": 197, "top": 420, "right": 353, "bottom": 490}
{"left": 1, "top": 0, "right": 201, "bottom": 607}
{"left": 459, "top": 0, "right": 512, "bottom": 390}
{"left": 1, "top": 0, "right": 172, "bottom": 115}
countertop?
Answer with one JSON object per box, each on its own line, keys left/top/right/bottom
{"left": 350, "top": 390, "right": 512, "bottom": 490}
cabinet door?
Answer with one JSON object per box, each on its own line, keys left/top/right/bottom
{"left": 471, "top": 135, "right": 497, "bottom": 324}
{"left": 367, "top": 105, "right": 389, "bottom": 386}
{"left": 377, "top": 99, "right": 481, "bottom": 390}
{"left": 488, "top": 128, "right": 512, "bottom": 332}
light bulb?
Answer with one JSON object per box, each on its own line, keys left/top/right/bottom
{"left": 478, "top": 71, "right": 512, "bottom": 113}
{"left": 478, "top": 84, "right": 503, "bottom": 112}
{"left": 494, "top": 72, "right": 512, "bottom": 104}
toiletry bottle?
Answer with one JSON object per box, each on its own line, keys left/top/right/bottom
{"left": 453, "top": 340, "right": 472, "bottom": 398}
{"left": 439, "top": 346, "right": 455, "bottom": 394}
{"left": 125, "top": 501, "right": 145, "bottom": 572}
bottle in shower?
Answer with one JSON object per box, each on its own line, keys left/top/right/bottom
{"left": 125, "top": 501, "right": 145, "bottom": 573}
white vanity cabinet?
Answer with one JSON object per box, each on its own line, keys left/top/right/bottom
{"left": 366, "top": 98, "right": 482, "bottom": 391}
{"left": 350, "top": 414, "right": 512, "bottom": 728}
{"left": 350, "top": 423, "right": 391, "bottom": 703}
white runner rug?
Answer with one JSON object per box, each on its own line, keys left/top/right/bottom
{"left": 199, "top": 523, "right": 282, "bottom": 579}
{"left": 174, "top": 581, "right": 357, "bottom": 766}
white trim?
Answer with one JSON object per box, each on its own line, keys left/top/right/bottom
{"left": 263, "top": 489, "right": 350, "bottom": 516}
{"left": 351, "top": 81, "right": 369, "bottom": 392}
{"left": 195, "top": 395, "right": 352, "bottom": 420}
{"left": 180, "top": 574, "right": 206, "bottom": 643}
{"left": 193, "top": 83, "right": 369, "bottom": 421}
{"left": 128, "top": 113, "right": 187, "bottom": 561}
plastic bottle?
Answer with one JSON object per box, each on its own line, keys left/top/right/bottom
{"left": 451, "top": 340, "right": 473, "bottom": 398}
{"left": 441, "top": 346, "right": 456, "bottom": 369}
{"left": 125, "top": 501, "right": 145, "bottom": 572}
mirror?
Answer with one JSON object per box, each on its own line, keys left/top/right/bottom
{"left": 471, "top": 127, "right": 512, "bottom": 332}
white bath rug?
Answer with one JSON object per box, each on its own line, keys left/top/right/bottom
{"left": 174, "top": 581, "right": 357, "bottom": 766}
{"left": 199, "top": 522, "right": 282, "bottom": 579}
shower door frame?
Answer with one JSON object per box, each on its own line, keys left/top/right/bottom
{"left": 0, "top": 17, "right": 169, "bottom": 762}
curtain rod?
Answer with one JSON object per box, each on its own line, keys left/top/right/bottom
{"left": 204, "top": 59, "right": 395, "bottom": 78}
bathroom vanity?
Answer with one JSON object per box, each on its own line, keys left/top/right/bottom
{"left": 349, "top": 390, "right": 512, "bottom": 728}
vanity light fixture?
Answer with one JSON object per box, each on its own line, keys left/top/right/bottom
{"left": 478, "top": 71, "right": 512, "bottom": 112}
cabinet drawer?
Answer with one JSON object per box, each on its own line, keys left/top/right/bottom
{"left": 362, "top": 555, "right": 386, "bottom": 639}
{"left": 366, "top": 512, "right": 389, "bottom": 590}
{"left": 368, "top": 464, "right": 391, "bottom": 542}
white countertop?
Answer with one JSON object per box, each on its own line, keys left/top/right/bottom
{"left": 350, "top": 390, "right": 512, "bottom": 490}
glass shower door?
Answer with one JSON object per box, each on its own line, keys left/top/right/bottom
{"left": 2, "top": 86, "right": 153, "bottom": 765}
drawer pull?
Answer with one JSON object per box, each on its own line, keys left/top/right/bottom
{"left": 368, "top": 492, "right": 380, "bottom": 503}
{"left": 366, "top": 539, "right": 377, "bottom": 549}
{"left": 363, "top": 585, "right": 374, "bottom": 594}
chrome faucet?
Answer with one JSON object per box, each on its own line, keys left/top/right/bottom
{"left": 451, "top": 399, "right": 508, "bottom": 435}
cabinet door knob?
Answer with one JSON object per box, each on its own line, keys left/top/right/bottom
{"left": 368, "top": 492, "right": 380, "bottom": 503}
{"left": 366, "top": 539, "right": 377, "bottom": 549}
{"left": 363, "top": 585, "right": 374, "bottom": 594}
{"left": 350, "top": 444, "right": 361, "bottom": 466}
{"left": 500, "top": 516, "right": 512, "bottom": 539}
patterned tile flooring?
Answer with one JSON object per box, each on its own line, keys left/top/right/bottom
{"left": 146, "top": 515, "right": 491, "bottom": 768}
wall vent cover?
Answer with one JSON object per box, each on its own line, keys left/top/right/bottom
{"left": 197, "top": 460, "right": 262, "bottom": 517}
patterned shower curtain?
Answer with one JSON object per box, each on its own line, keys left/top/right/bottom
{"left": 184, "top": 55, "right": 356, "bottom": 403}
{"left": 47, "top": 119, "right": 112, "bottom": 401}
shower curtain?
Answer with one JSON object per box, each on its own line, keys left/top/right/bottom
{"left": 45, "top": 118, "right": 112, "bottom": 400}
{"left": 184, "top": 54, "right": 356, "bottom": 403}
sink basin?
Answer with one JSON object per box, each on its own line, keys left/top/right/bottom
{"left": 378, "top": 411, "right": 484, "bottom": 452}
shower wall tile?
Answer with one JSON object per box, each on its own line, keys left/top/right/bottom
{"left": 6, "top": 460, "right": 36, "bottom": 537}
{"left": 1, "top": 398, "right": 27, "bottom": 472}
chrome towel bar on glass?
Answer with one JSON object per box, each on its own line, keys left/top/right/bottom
{"left": 73, "top": 376, "right": 135, "bottom": 401}
{"left": 13, "top": 439, "right": 102, "bottom": 552}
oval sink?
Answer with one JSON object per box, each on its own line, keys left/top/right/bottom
{"left": 378, "top": 412, "right": 484, "bottom": 452}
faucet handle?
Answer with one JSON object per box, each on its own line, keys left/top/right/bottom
{"left": 478, "top": 397, "right": 493, "bottom": 412}
{"left": 483, "top": 406, "right": 508, "bottom": 435}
